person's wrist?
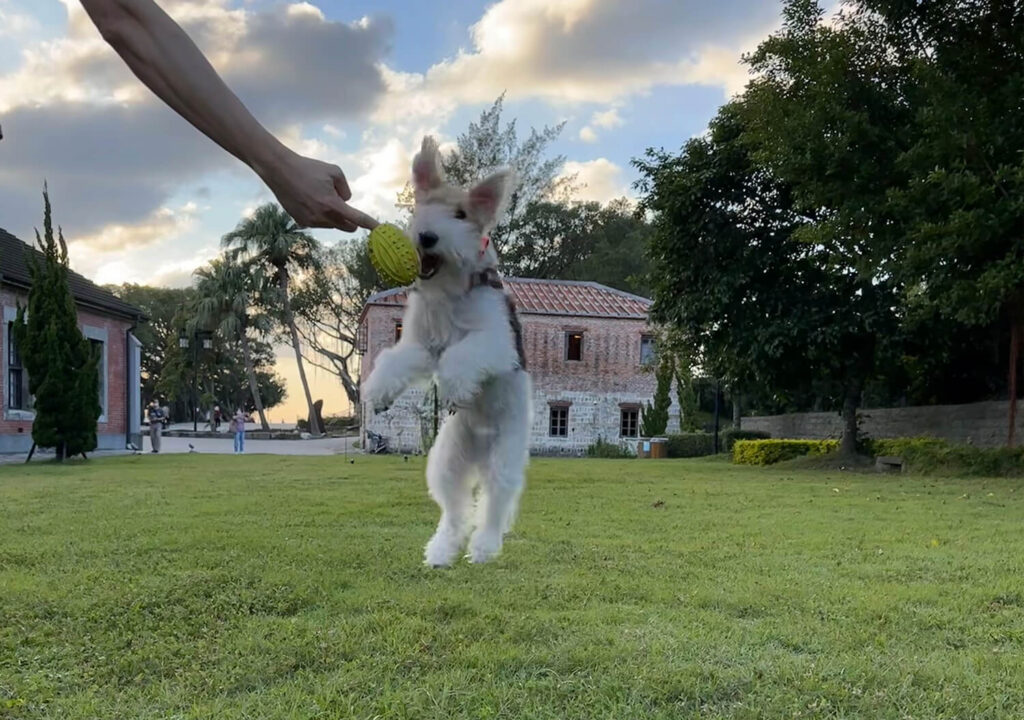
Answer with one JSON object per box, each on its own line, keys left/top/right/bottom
{"left": 248, "top": 135, "right": 294, "bottom": 185}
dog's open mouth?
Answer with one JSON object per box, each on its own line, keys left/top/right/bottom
{"left": 419, "top": 252, "right": 443, "bottom": 280}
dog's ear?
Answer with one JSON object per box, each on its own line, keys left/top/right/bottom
{"left": 412, "top": 136, "right": 443, "bottom": 195}
{"left": 468, "top": 169, "right": 514, "bottom": 229}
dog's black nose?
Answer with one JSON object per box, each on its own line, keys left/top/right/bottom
{"left": 418, "top": 231, "right": 439, "bottom": 249}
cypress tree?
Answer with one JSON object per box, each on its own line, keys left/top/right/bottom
{"left": 640, "top": 354, "right": 673, "bottom": 438}
{"left": 12, "top": 188, "right": 100, "bottom": 460}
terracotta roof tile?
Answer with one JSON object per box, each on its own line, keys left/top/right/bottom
{"left": 363, "top": 278, "right": 651, "bottom": 320}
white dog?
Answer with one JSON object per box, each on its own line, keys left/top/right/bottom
{"left": 362, "top": 136, "right": 532, "bottom": 566}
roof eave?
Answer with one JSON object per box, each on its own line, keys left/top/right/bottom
{"left": 1, "top": 274, "right": 146, "bottom": 322}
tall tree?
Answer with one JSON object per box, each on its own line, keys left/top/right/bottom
{"left": 739, "top": 0, "right": 912, "bottom": 454}
{"left": 637, "top": 98, "right": 891, "bottom": 456}
{"left": 640, "top": 355, "right": 674, "bottom": 438}
{"left": 12, "top": 189, "right": 100, "bottom": 460}
{"left": 156, "top": 307, "right": 286, "bottom": 422}
{"left": 193, "top": 256, "right": 273, "bottom": 430}
{"left": 864, "top": 0, "right": 1024, "bottom": 444}
{"left": 291, "top": 238, "right": 384, "bottom": 408}
{"left": 499, "top": 198, "right": 654, "bottom": 295}
{"left": 222, "top": 203, "right": 324, "bottom": 435}
{"left": 107, "top": 284, "right": 194, "bottom": 408}
{"left": 398, "top": 95, "right": 573, "bottom": 265}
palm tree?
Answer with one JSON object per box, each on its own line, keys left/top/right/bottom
{"left": 222, "top": 203, "right": 323, "bottom": 435}
{"left": 193, "top": 255, "right": 272, "bottom": 430}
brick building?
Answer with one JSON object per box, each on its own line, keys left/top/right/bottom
{"left": 1, "top": 228, "right": 144, "bottom": 454}
{"left": 357, "top": 278, "right": 675, "bottom": 455}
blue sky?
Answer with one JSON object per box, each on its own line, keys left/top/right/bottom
{"left": 0, "top": 0, "right": 790, "bottom": 418}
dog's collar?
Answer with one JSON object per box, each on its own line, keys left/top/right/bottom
{"left": 468, "top": 266, "right": 503, "bottom": 292}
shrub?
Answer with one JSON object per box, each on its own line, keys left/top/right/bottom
{"left": 864, "top": 436, "right": 1024, "bottom": 476}
{"left": 863, "top": 436, "right": 947, "bottom": 458}
{"left": 297, "top": 415, "right": 355, "bottom": 433}
{"left": 720, "top": 428, "right": 770, "bottom": 452}
{"left": 641, "top": 358, "right": 673, "bottom": 437}
{"left": 586, "top": 437, "right": 634, "bottom": 459}
{"left": 666, "top": 433, "right": 716, "bottom": 458}
{"left": 733, "top": 439, "right": 839, "bottom": 465}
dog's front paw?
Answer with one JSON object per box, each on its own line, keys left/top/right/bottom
{"left": 424, "top": 530, "right": 463, "bottom": 568}
{"left": 363, "top": 375, "right": 397, "bottom": 413}
{"left": 467, "top": 529, "right": 503, "bottom": 564}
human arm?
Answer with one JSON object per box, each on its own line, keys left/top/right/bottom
{"left": 79, "top": 0, "right": 377, "bottom": 231}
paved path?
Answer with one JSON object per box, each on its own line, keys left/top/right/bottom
{"left": 1, "top": 433, "right": 361, "bottom": 465}
{"left": 154, "top": 434, "right": 360, "bottom": 456}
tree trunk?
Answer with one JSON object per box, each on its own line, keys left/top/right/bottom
{"left": 1009, "top": 321, "right": 1020, "bottom": 447}
{"left": 839, "top": 386, "right": 860, "bottom": 458}
{"left": 732, "top": 393, "right": 742, "bottom": 430}
{"left": 281, "top": 271, "right": 322, "bottom": 436}
{"left": 240, "top": 332, "right": 270, "bottom": 431}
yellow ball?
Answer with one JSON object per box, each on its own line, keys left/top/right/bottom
{"left": 368, "top": 223, "right": 419, "bottom": 287}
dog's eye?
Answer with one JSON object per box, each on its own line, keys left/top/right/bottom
{"left": 454, "top": 207, "right": 467, "bottom": 220}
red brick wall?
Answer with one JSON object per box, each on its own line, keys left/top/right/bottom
{"left": 79, "top": 308, "right": 131, "bottom": 437}
{"left": 520, "top": 314, "right": 655, "bottom": 393}
{"left": 359, "top": 302, "right": 669, "bottom": 454}
{"left": 1, "top": 286, "right": 134, "bottom": 439}
{"left": 360, "top": 305, "right": 656, "bottom": 391}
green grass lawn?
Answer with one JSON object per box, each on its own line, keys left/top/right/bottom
{"left": 2, "top": 455, "right": 1023, "bottom": 719}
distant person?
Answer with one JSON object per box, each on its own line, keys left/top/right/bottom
{"left": 147, "top": 400, "right": 164, "bottom": 453}
{"left": 213, "top": 405, "right": 222, "bottom": 432}
{"left": 231, "top": 408, "right": 247, "bottom": 454}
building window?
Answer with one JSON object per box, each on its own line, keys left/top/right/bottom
{"left": 640, "top": 335, "right": 656, "bottom": 366}
{"left": 394, "top": 321, "right": 403, "bottom": 343}
{"left": 565, "top": 331, "right": 583, "bottom": 361}
{"left": 89, "top": 338, "right": 107, "bottom": 418}
{"left": 7, "top": 321, "right": 26, "bottom": 410}
{"left": 549, "top": 405, "right": 569, "bottom": 437}
{"left": 620, "top": 407, "right": 639, "bottom": 438}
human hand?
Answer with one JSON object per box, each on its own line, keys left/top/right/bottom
{"left": 255, "top": 148, "right": 379, "bottom": 232}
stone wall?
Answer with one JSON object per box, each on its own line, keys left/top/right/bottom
{"left": 742, "top": 400, "right": 1022, "bottom": 448}
{"left": 359, "top": 303, "right": 679, "bottom": 455}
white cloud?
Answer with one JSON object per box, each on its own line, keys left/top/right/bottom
{"left": 0, "top": 0, "right": 392, "bottom": 239}
{"left": 391, "top": 0, "right": 779, "bottom": 107}
{"left": 87, "top": 241, "right": 218, "bottom": 288}
{"left": 346, "top": 136, "right": 423, "bottom": 223}
{"left": 561, "top": 158, "right": 631, "bottom": 204}
{"left": 0, "top": 7, "right": 37, "bottom": 37}
{"left": 578, "top": 126, "right": 598, "bottom": 143}
{"left": 287, "top": 2, "right": 324, "bottom": 21}
{"left": 591, "top": 107, "right": 624, "bottom": 129}
{"left": 70, "top": 202, "right": 200, "bottom": 254}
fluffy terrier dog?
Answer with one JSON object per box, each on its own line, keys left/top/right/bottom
{"left": 362, "top": 137, "right": 532, "bottom": 566}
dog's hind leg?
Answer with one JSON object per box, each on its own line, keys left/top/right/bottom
{"left": 424, "top": 417, "right": 476, "bottom": 567}
{"left": 468, "top": 431, "right": 528, "bottom": 564}
{"left": 468, "top": 465, "right": 524, "bottom": 564}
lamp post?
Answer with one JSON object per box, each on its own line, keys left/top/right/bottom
{"left": 713, "top": 379, "right": 721, "bottom": 454}
{"left": 179, "top": 329, "right": 214, "bottom": 432}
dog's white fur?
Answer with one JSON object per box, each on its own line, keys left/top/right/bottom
{"left": 362, "top": 137, "right": 531, "bottom": 566}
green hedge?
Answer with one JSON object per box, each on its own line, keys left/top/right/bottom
{"left": 586, "top": 437, "right": 634, "bottom": 459}
{"left": 865, "top": 436, "right": 1024, "bottom": 476}
{"left": 733, "top": 439, "right": 839, "bottom": 465}
{"left": 666, "top": 433, "right": 716, "bottom": 458}
{"left": 863, "top": 437, "right": 948, "bottom": 458}
{"left": 721, "top": 428, "right": 771, "bottom": 452}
